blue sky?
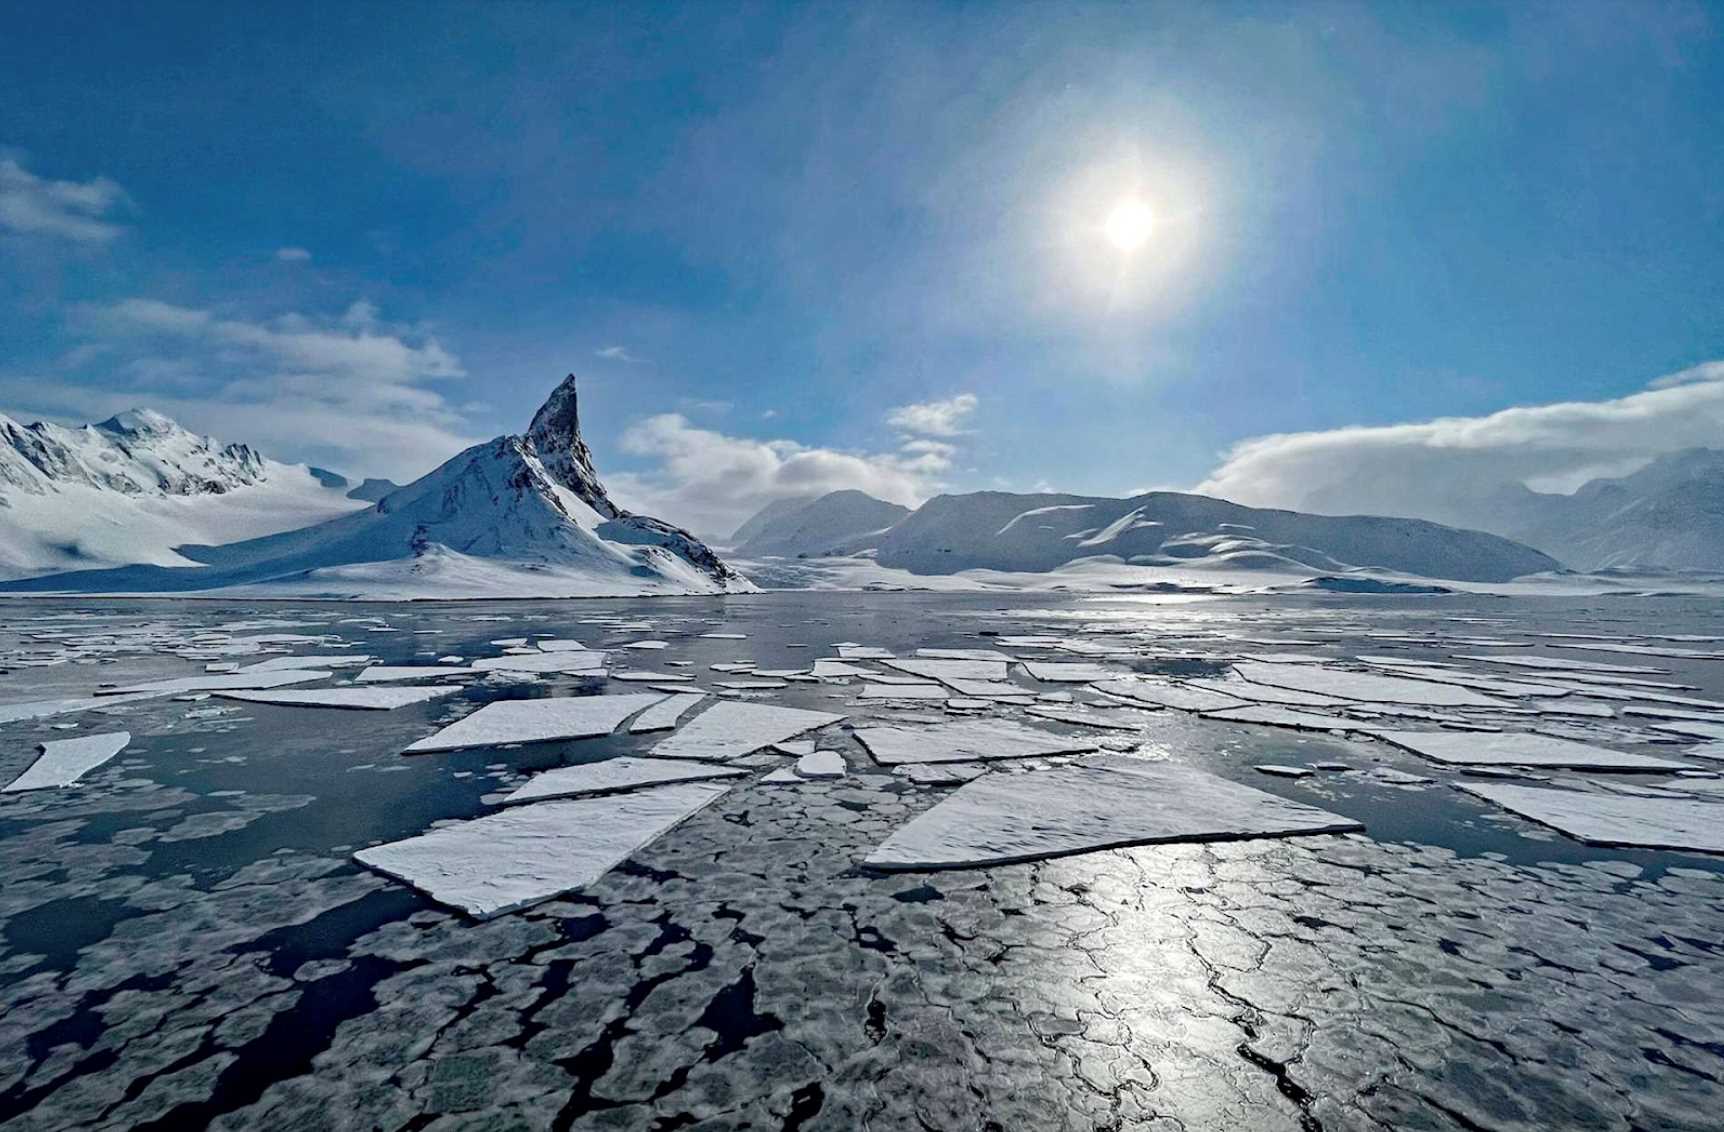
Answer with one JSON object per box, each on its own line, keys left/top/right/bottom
{"left": 3, "top": 2, "right": 1722, "bottom": 535}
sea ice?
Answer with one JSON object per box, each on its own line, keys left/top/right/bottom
{"left": 216, "top": 686, "right": 460, "bottom": 710}
{"left": 1024, "top": 705, "right": 1147, "bottom": 731}
{"left": 100, "top": 670, "right": 334, "bottom": 697}
{"left": 356, "top": 666, "right": 477, "bottom": 683}
{"left": 649, "top": 701, "right": 845, "bottom": 762}
{"left": 1091, "top": 678, "right": 1246, "bottom": 713}
{"left": 859, "top": 683, "right": 948, "bottom": 700}
{"left": 404, "top": 693, "right": 665, "bottom": 754}
{"left": 499, "top": 757, "right": 744, "bottom": 804}
{"left": 470, "top": 652, "right": 607, "bottom": 674}
{"left": 354, "top": 781, "right": 732, "bottom": 918}
{"left": 1204, "top": 705, "right": 1395, "bottom": 734}
{"left": 886, "top": 658, "right": 1011, "bottom": 684}
{"left": 1231, "top": 663, "right": 1507, "bottom": 708}
{"left": 1458, "top": 782, "right": 1724, "bottom": 854}
{"left": 627, "top": 693, "right": 707, "bottom": 733}
{"left": 3, "top": 731, "right": 132, "bottom": 791}
{"left": 865, "top": 755, "right": 1362, "bottom": 870}
{"left": 1377, "top": 730, "right": 1694, "bottom": 772}
{"left": 794, "top": 749, "right": 846, "bottom": 779}
{"left": 1020, "top": 662, "right": 1115, "bottom": 683}
{"left": 855, "top": 719, "right": 1098, "bottom": 766}
{"left": 1255, "top": 765, "right": 1313, "bottom": 779}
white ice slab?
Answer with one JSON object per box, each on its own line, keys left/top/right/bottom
{"left": 1459, "top": 782, "right": 1724, "bottom": 854}
{"left": 612, "top": 671, "right": 691, "bottom": 683}
{"left": 837, "top": 645, "right": 894, "bottom": 659}
{"left": 471, "top": 652, "right": 607, "bottom": 674}
{"left": 239, "top": 654, "right": 373, "bottom": 672}
{"left": 357, "top": 666, "right": 477, "bottom": 683}
{"left": 627, "top": 693, "right": 707, "bottom": 734}
{"left": 812, "top": 659, "right": 874, "bottom": 679}
{"left": 1020, "top": 662, "right": 1115, "bottom": 683}
{"left": 1204, "top": 706, "right": 1394, "bottom": 734}
{"left": 1649, "top": 720, "right": 1724, "bottom": 742}
{"left": 0, "top": 693, "right": 160, "bottom": 725}
{"left": 794, "top": 749, "right": 846, "bottom": 779}
{"left": 216, "top": 686, "right": 460, "bottom": 711}
{"left": 865, "top": 755, "right": 1362, "bottom": 870}
{"left": 1231, "top": 663, "right": 1507, "bottom": 709}
{"left": 405, "top": 693, "right": 664, "bottom": 754}
{"left": 4, "top": 732, "right": 131, "bottom": 791}
{"left": 649, "top": 701, "right": 844, "bottom": 762}
{"left": 100, "top": 670, "right": 334, "bottom": 697}
{"left": 917, "top": 648, "right": 1015, "bottom": 661}
{"left": 500, "top": 756, "right": 745, "bottom": 804}
{"left": 859, "top": 683, "right": 948, "bottom": 700}
{"left": 1025, "top": 705, "right": 1146, "bottom": 731}
{"left": 886, "top": 658, "right": 1011, "bottom": 684}
{"left": 1091, "top": 678, "right": 1245, "bottom": 713}
{"left": 355, "top": 781, "right": 731, "bottom": 918}
{"left": 855, "top": 719, "right": 1098, "bottom": 766}
{"left": 1378, "top": 730, "right": 1693, "bottom": 772}
{"left": 535, "top": 639, "right": 589, "bottom": 652}
{"left": 1453, "top": 654, "right": 1665, "bottom": 675}
{"left": 1182, "top": 677, "right": 1351, "bottom": 708}
{"left": 1255, "top": 765, "right": 1313, "bottom": 779}
{"left": 895, "top": 763, "right": 987, "bottom": 785}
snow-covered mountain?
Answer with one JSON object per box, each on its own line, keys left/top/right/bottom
{"left": 730, "top": 490, "right": 911, "bottom": 558}
{"left": 0, "top": 408, "right": 367, "bottom": 578}
{"left": 870, "top": 490, "right": 1558, "bottom": 583}
{"left": 3, "top": 375, "right": 754, "bottom": 599}
{"left": 1486, "top": 449, "right": 1724, "bottom": 572}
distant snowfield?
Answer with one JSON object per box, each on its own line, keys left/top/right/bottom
{"left": 731, "top": 552, "right": 1724, "bottom": 600}
{"left": 0, "top": 470, "right": 366, "bottom": 577}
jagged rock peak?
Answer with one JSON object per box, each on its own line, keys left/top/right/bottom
{"left": 526, "top": 374, "right": 616, "bottom": 518}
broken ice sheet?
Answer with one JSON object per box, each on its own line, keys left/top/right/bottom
{"left": 404, "top": 693, "right": 665, "bottom": 754}
{"left": 100, "top": 670, "right": 335, "bottom": 696}
{"left": 356, "top": 665, "right": 477, "bottom": 683}
{"left": 1377, "top": 730, "right": 1694, "bottom": 772}
{"left": 1024, "top": 705, "right": 1147, "bottom": 731}
{"left": 1230, "top": 662, "right": 1508, "bottom": 709}
{"left": 1459, "top": 781, "right": 1724, "bottom": 854}
{"left": 794, "top": 749, "right": 846, "bottom": 779}
{"left": 470, "top": 652, "right": 607, "bottom": 674}
{"left": 1091, "top": 678, "right": 1245, "bottom": 713}
{"left": 858, "top": 683, "right": 948, "bottom": 700}
{"left": 865, "top": 754, "right": 1362, "bottom": 870}
{"left": 500, "top": 756, "right": 744, "bottom": 804}
{"left": 215, "top": 686, "right": 461, "bottom": 710}
{"left": 648, "top": 701, "right": 844, "bottom": 762}
{"left": 885, "top": 658, "right": 1011, "bottom": 684}
{"left": 3, "top": 731, "right": 131, "bottom": 791}
{"left": 855, "top": 718, "right": 1098, "bottom": 766}
{"left": 1019, "top": 661, "right": 1115, "bottom": 684}
{"left": 354, "top": 780, "right": 732, "bottom": 918}
{"left": 627, "top": 693, "right": 707, "bottom": 734}
{"left": 1203, "top": 705, "right": 1396, "bottom": 735}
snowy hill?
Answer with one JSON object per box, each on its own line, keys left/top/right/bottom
{"left": 871, "top": 490, "right": 1558, "bottom": 584}
{"left": 1489, "top": 449, "right": 1724, "bottom": 572}
{"left": 2, "top": 375, "right": 755, "bottom": 599}
{"left": 731, "top": 490, "right": 911, "bottom": 558}
{"left": 0, "top": 408, "right": 367, "bottom": 578}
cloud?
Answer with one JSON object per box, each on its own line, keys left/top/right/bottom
{"left": 276, "top": 246, "right": 313, "bottom": 262}
{"left": 605, "top": 413, "right": 947, "bottom": 538}
{"left": 1196, "top": 362, "right": 1724, "bottom": 526}
{"left": 0, "top": 155, "right": 130, "bottom": 242}
{"left": 886, "top": 393, "right": 978, "bottom": 438}
{"left": 594, "top": 345, "right": 644, "bottom": 363}
{"left": 17, "top": 298, "right": 480, "bottom": 478}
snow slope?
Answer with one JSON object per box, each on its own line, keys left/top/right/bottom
{"left": 1489, "top": 449, "right": 1724, "bottom": 572}
{"left": 730, "top": 490, "right": 911, "bottom": 558}
{"left": 0, "top": 408, "right": 366, "bottom": 578}
{"left": 872, "top": 490, "right": 1558, "bottom": 584}
{"left": 3, "top": 375, "right": 755, "bottom": 599}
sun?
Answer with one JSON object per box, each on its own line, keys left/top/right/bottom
{"left": 1102, "top": 197, "right": 1155, "bottom": 253}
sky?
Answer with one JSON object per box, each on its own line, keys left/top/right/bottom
{"left": 2, "top": 1, "right": 1722, "bottom": 538}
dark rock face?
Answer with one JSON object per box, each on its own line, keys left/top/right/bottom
{"left": 527, "top": 374, "right": 617, "bottom": 519}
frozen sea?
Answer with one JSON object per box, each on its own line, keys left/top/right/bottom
{"left": 2, "top": 589, "right": 1723, "bottom": 1131}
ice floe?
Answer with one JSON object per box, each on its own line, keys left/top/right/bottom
{"left": 405, "top": 693, "right": 665, "bottom": 754}
{"left": 3, "top": 731, "right": 131, "bottom": 791}
{"left": 794, "top": 749, "right": 846, "bottom": 779}
{"left": 648, "top": 701, "right": 844, "bottom": 762}
{"left": 354, "top": 780, "right": 732, "bottom": 918}
{"left": 1091, "top": 678, "right": 1246, "bottom": 713}
{"left": 626, "top": 693, "right": 707, "bottom": 734}
{"left": 499, "top": 756, "right": 744, "bottom": 804}
{"left": 855, "top": 719, "right": 1098, "bottom": 766}
{"left": 1459, "top": 782, "right": 1724, "bottom": 854}
{"left": 356, "top": 665, "right": 477, "bottom": 683}
{"left": 1378, "top": 730, "right": 1694, "bottom": 772}
{"left": 1231, "top": 663, "right": 1508, "bottom": 709}
{"left": 215, "top": 686, "right": 461, "bottom": 710}
{"left": 865, "top": 755, "right": 1362, "bottom": 870}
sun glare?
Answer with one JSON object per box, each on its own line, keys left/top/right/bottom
{"left": 1102, "top": 197, "right": 1155, "bottom": 252}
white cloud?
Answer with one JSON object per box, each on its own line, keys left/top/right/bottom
{"left": 886, "top": 392, "right": 978, "bottom": 437}
{"left": 276, "top": 246, "right": 313, "bottom": 262}
{"left": 25, "top": 298, "right": 479, "bottom": 478}
{"left": 606, "top": 413, "right": 945, "bottom": 538}
{"left": 1196, "top": 362, "right": 1724, "bottom": 525}
{"left": 0, "top": 155, "right": 129, "bottom": 242}
{"left": 595, "top": 345, "right": 644, "bottom": 363}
